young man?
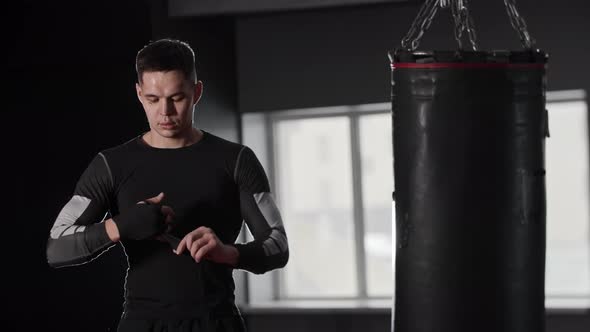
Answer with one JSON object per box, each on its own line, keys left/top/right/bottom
{"left": 46, "top": 38, "right": 289, "bottom": 332}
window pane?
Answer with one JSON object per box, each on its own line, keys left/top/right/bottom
{"left": 545, "top": 99, "right": 590, "bottom": 303}
{"left": 359, "top": 113, "right": 394, "bottom": 297}
{"left": 275, "top": 116, "right": 358, "bottom": 297}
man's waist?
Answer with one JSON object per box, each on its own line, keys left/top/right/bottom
{"left": 123, "top": 297, "right": 240, "bottom": 320}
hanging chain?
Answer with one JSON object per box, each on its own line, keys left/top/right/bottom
{"left": 451, "top": 0, "right": 465, "bottom": 49}
{"left": 462, "top": 0, "right": 478, "bottom": 51}
{"left": 400, "top": 0, "right": 534, "bottom": 51}
{"left": 451, "top": 0, "right": 478, "bottom": 51}
{"left": 400, "top": 0, "right": 440, "bottom": 51}
{"left": 503, "top": 0, "right": 535, "bottom": 49}
{"left": 401, "top": 0, "right": 478, "bottom": 51}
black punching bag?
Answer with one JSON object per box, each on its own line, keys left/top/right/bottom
{"left": 389, "top": 44, "right": 549, "bottom": 332}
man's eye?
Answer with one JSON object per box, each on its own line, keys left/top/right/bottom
{"left": 173, "top": 96, "right": 185, "bottom": 102}
{"left": 147, "top": 99, "right": 158, "bottom": 104}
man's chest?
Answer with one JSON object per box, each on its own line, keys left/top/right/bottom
{"left": 112, "top": 157, "right": 240, "bottom": 235}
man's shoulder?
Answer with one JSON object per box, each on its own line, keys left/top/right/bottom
{"left": 99, "top": 135, "right": 142, "bottom": 160}
{"left": 203, "top": 131, "right": 245, "bottom": 154}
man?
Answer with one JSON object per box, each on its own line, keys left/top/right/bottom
{"left": 46, "top": 38, "right": 289, "bottom": 332}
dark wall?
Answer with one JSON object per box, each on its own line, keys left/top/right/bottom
{"left": 11, "top": 1, "right": 152, "bottom": 330}
{"left": 236, "top": 0, "right": 590, "bottom": 112}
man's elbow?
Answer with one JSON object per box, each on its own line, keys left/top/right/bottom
{"left": 266, "top": 249, "right": 289, "bottom": 273}
{"left": 46, "top": 238, "right": 63, "bottom": 268}
{"left": 45, "top": 237, "right": 85, "bottom": 268}
{"left": 249, "top": 250, "right": 289, "bottom": 275}
{"left": 277, "top": 249, "right": 289, "bottom": 269}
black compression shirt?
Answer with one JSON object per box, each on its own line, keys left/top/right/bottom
{"left": 47, "top": 131, "right": 289, "bottom": 319}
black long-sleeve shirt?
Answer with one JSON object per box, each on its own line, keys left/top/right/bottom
{"left": 47, "top": 131, "right": 289, "bottom": 319}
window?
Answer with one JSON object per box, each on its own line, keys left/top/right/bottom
{"left": 545, "top": 90, "right": 590, "bottom": 308}
{"left": 243, "top": 105, "right": 393, "bottom": 301}
{"left": 276, "top": 116, "right": 357, "bottom": 297}
{"left": 241, "top": 90, "right": 590, "bottom": 307}
{"left": 359, "top": 114, "right": 394, "bottom": 297}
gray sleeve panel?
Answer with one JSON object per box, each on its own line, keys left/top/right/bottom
{"left": 234, "top": 191, "right": 289, "bottom": 274}
{"left": 47, "top": 223, "right": 114, "bottom": 268}
{"left": 46, "top": 154, "right": 115, "bottom": 268}
{"left": 252, "top": 192, "right": 288, "bottom": 256}
{"left": 233, "top": 147, "right": 289, "bottom": 274}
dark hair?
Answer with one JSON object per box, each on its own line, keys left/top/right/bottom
{"left": 135, "top": 38, "right": 196, "bottom": 83}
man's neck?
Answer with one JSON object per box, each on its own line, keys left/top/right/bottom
{"left": 144, "top": 127, "right": 203, "bottom": 149}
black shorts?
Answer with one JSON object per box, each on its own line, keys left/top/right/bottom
{"left": 117, "top": 315, "right": 246, "bottom": 332}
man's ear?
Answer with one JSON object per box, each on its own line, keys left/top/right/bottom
{"left": 136, "top": 83, "right": 143, "bottom": 102}
{"left": 193, "top": 80, "right": 204, "bottom": 105}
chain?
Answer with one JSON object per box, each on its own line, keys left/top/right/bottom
{"left": 401, "top": 0, "right": 479, "bottom": 51}
{"left": 504, "top": 0, "right": 535, "bottom": 49}
{"left": 400, "top": 0, "right": 534, "bottom": 52}
{"left": 400, "top": 0, "right": 440, "bottom": 51}
{"left": 451, "top": 0, "right": 465, "bottom": 49}
{"left": 451, "top": 0, "right": 478, "bottom": 51}
{"left": 463, "top": 0, "right": 478, "bottom": 51}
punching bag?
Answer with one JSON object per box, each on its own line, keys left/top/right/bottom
{"left": 390, "top": 1, "right": 548, "bottom": 332}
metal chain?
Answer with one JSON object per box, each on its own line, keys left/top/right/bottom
{"left": 503, "top": 0, "right": 535, "bottom": 49}
{"left": 399, "top": 0, "right": 535, "bottom": 52}
{"left": 401, "top": 0, "right": 479, "bottom": 51}
{"left": 400, "top": 0, "right": 440, "bottom": 51}
{"left": 462, "top": 0, "right": 478, "bottom": 51}
{"left": 451, "top": 0, "right": 465, "bottom": 50}
{"left": 451, "top": 0, "right": 478, "bottom": 51}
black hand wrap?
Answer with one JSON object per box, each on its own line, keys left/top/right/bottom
{"left": 112, "top": 203, "right": 166, "bottom": 240}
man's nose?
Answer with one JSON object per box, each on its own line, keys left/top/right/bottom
{"left": 160, "top": 99, "right": 175, "bottom": 115}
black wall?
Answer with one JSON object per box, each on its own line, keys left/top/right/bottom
{"left": 236, "top": 0, "right": 590, "bottom": 112}
{"left": 11, "top": 1, "right": 153, "bottom": 330}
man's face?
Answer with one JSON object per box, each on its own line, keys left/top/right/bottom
{"left": 136, "top": 70, "right": 202, "bottom": 139}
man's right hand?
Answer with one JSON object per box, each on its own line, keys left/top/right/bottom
{"left": 108, "top": 192, "right": 175, "bottom": 241}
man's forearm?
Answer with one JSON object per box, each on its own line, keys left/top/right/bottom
{"left": 223, "top": 244, "right": 239, "bottom": 266}
{"left": 47, "top": 220, "right": 115, "bottom": 268}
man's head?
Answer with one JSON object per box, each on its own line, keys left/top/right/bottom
{"left": 135, "top": 39, "right": 203, "bottom": 143}
{"left": 136, "top": 38, "right": 197, "bottom": 84}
